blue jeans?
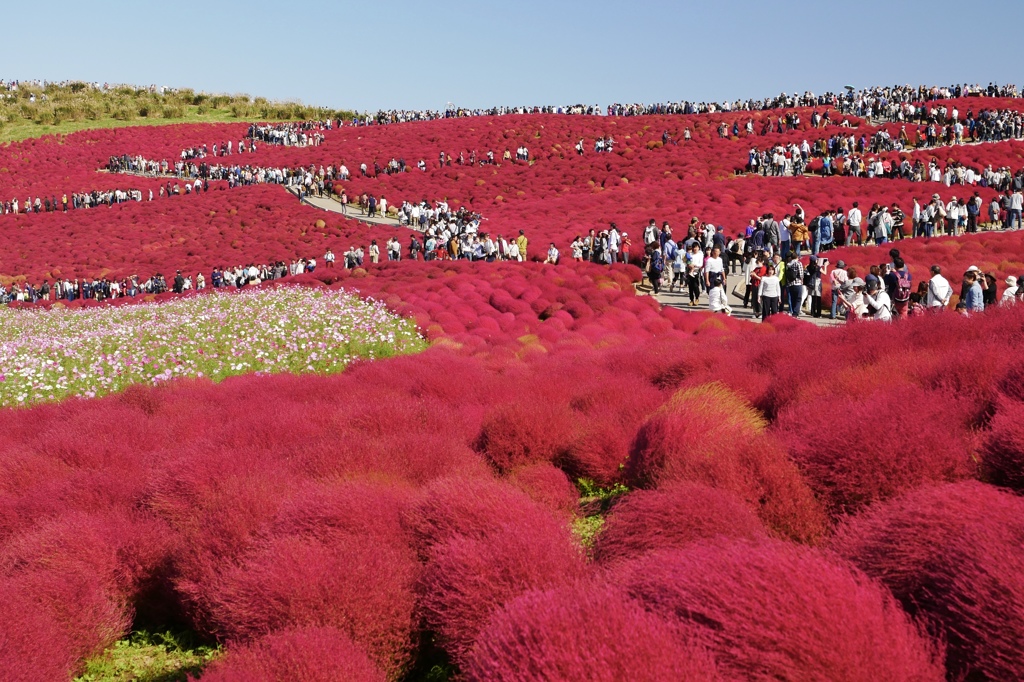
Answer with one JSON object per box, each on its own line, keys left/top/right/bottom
{"left": 1010, "top": 209, "right": 1021, "bottom": 229}
{"left": 788, "top": 285, "right": 804, "bottom": 316}
{"left": 831, "top": 290, "right": 839, "bottom": 318}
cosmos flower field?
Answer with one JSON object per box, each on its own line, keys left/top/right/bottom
{"left": 1, "top": 91, "right": 1024, "bottom": 681}
{"left": 0, "top": 286, "right": 424, "bottom": 407}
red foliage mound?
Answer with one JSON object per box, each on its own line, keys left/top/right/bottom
{"left": 593, "top": 483, "right": 766, "bottom": 565}
{"left": 626, "top": 382, "right": 827, "bottom": 543}
{"left": 0, "top": 578, "right": 79, "bottom": 682}
{"left": 404, "top": 476, "right": 564, "bottom": 555}
{"left": 475, "top": 396, "right": 576, "bottom": 473}
{"left": 506, "top": 463, "right": 579, "bottom": 516}
{"left": 831, "top": 482, "right": 1024, "bottom": 681}
{"left": 464, "top": 582, "right": 720, "bottom": 682}
{"left": 981, "top": 397, "right": 1024, "bottom": 490}
{"left": 196, "top": 627, "right": 385, "bottom": 682}
{"left": 620, "top": 540, "right": 944, "bottom": 682}
{"left": 773, "top": 385, "right": 977, "bottom": 515}
{"left": 201, "top": 533, "right": 416, "bottom": 679}
{"left": 417, "top": 513, "right": 587, "bottom": 667}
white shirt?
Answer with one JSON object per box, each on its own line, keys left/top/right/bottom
{"left": 927, "top": 274, "right": 952, "bottom": 307}
{"left": 758, "top": 276, "right": 781, "bottom": 298}
{"left": 866, "top": 291, "right": 892, "bottom": 321}
{"left": 848, "top": 207, "right": 862, "bottom": 227}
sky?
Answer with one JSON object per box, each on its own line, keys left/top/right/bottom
{"left": 2, "top": 0, "right": 1021, "bottom": 112}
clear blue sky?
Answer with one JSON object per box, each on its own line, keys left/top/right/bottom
{"left": 3, "top": 0, "right": 1020, "bottom": 112}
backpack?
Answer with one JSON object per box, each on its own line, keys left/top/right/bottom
{"left": 787, "top": 262, "right": 802, "bottom": 284}
{"left": 894, "top": 270, "right": 912, "bottom": 302}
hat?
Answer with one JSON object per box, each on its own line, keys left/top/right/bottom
{"left": 836, "top": 260, "right": 846, "bottom": 268}
{"left": 932, "top": 193, "right": 941, "bottom": 200}
{"left": 1006, "top": 276, "right": 1017, "bottom": 286}
{"left": 850, "top": 277, "right": 865, "bottom": 287}
{"left": 866, "top": 279, "right": 881, "bottom": 292}
{"left": 967, "top": 265, "right": 980, "bottom": 272}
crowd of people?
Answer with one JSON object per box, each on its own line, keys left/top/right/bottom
{"left": 632, "top": 195, "right": 1024, "bottom": 322}
{"left": 355, "top": 83, "right": 1021, "bottom": 125}
{"left": 746, "top": 106, "right": 1024, "bottom": 178}
{"left": 0, "top": 194, "right": 514, "bottom": 304}
{"left": 247, "top": 121, "right": 333, "bottom": 147}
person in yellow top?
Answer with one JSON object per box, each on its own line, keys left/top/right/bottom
{"left": 515, "top": 230, "right": 528, "bottom": 261}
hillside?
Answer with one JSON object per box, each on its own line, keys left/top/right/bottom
{"left": 0, "top": 80, "right": 354, "bottom": 143}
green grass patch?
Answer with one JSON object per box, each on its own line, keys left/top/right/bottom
{"left": 0, "top": 105, "right": 239, "bottom": 144}
{"left": 74, "top": 630, "right": 220, "bottom": 682}
{"left": 0, "top": 82, "right": 355, "bottom": 143}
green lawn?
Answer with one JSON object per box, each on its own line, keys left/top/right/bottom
{"left": 0, "top": 105, "right": 242, "bottom": 144}
{"left": 74, "top": 631, "right": 220, "bottom": 682}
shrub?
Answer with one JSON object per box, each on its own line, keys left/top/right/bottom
{"left": 980, "top": 397, "right": 1024, "bottom": 490}
{"left": 626, "top": 382, "right": 827, "bottom": 543}
{"left": 594, "top": 483, "right": 765, "bottom": 565}
{"left": 201, "top": 533, "right": 417, "bottom": 680}
{"left": 8, "top": 566, "right": 132, "bottom": 662}
{"left": 620, "top": 540, "right": 944, "bottom": 682}
{"left": 404, "top": 476, "right": 564, "bottom": 556}
{"left": 196, "top": 627, "right": 385, "bottom": 682}
{"left": 0, "top": 578, "right": 78, "bottom": 682}
{"left": 831, "top": 482, "right": 1024, "bottom": 681}
{"left": 773, "top": 385, "right": 977, "bottom": 515}
{"left": 417, "top": 516, "right": 586, "bottom": 666}
{"left": 475, "top": 396, "right": 576, "bottom": 473}
{"left": 464, "top": 583, "right": 720, "bottom": 682}
{"left": 506, "top": 463, "right": 579, "bottom": 516}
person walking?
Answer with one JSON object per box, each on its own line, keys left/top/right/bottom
{"left": 758, "top": 265, "right": 781, "bottom": 321}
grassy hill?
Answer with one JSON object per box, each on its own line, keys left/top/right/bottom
{"left": 0, "top": 81, "right": 355, "bottom": 143}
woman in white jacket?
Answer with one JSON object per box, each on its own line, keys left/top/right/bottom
{"left": 864, "top": 280, "right": 892, "bottom": 322}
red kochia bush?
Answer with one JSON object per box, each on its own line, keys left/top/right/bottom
{"left": 981, "top": 397, "right": 1024, "bottom": 490}
{"left": 773, "top": 385, "right": 977, "bottom": 516}
{"left": 195, "top": 627, "right": 385, "bottom": 682}
{"left": 475, "top": 396, "right": 576, "bottom": 473}
{"left": 593, "top": 483, "right": 766, "bottom": 565}
{"left": 626, "top": 382, "right": 827, "bottom": 544}
{"left": 417, "top": 514, "right": 587, "bottom": 667}
{"left": 831, "top": 482, "right": 1024, "bottom": 681}
{"left": 506, "top": 463, "right": 579, "bottom": 516}
{"left": 464, "top": 583, "right": 721, "bottom": 682}
{"left": 404, "top": 476, "right": 565, "bottom": 555}
{"left": 0, "top": 578, "right": 79, "bottom": 682}
{"left": 620, "top": 540, "right": 944, "bottom": 682}
{"left": 201, "top": 533, "right": 417, "bottom": 680}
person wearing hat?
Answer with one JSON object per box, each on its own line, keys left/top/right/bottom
{"left": 841, "top": 277, "right": 867, "bottom": 320}
{"left": 1001, "top": 276, "right": 1019, "bottom": 306}
{"left": 864, "top": 279, "right": 893, "bottom": 322}
{"left": 830, "top": 259, "right": 848, "bottom": 319}
{"left": 963, "top": 271, "right": 985, "bottom": 313}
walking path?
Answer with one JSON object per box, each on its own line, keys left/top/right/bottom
{"left": 285, "top": 186, "right": 409, "bottom": 229}
{"left": 638, "top": 277, "right": 842, "bottom": 327}
{"left": 101, "top": 167, "right": 412, "bottom": 230}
